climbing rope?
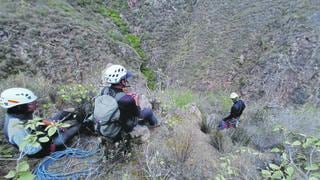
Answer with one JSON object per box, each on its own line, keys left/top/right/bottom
{"left": 34, "top": 140, "right": 104, "bottom": 180}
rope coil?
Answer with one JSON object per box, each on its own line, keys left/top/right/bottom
{"left": 34, "top": 141, "right": 103, "bottom": 180}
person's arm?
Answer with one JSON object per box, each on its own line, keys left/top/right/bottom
{"left": 118, "top": 95, "right": 140, "bottom": 116}
{"left": 8, "top": 120, "right": 42, "bottom": 155}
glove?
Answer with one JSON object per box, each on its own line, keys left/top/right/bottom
{"left": 42, "top": 119, "right": 55, "bottom": 126}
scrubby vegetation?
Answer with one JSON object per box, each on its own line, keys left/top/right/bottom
{"left": 1, "top": 0, "right": 320, "bottom": 179}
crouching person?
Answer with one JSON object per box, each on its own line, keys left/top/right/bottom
{"left": 218, "top": 92, "right": 246, "bottom": 130}
{"left": 1, "top": 88, "right": 81, "bottom": 158}
{"left": 93, "top": 64, "right": 159, "bottom": 142}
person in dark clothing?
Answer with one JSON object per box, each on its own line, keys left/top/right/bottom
{"left": 0, "top": 88, "right": 81, "bottom": 157}
{"left": 218, "top": 92, "right": 246, "bottom": 130}
{"left": 100, "top": 64, "right": 159, "bottom": 141}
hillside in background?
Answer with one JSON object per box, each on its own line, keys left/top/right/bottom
{"left": 0, "top": 0, "right": 320, "bottom": 179}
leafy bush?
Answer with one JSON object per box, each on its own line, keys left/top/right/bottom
{"left": 125, "top": 34, "right": 146, "bottom": 59}
{"left": 4, "top": 117, "right": 70, "bottom": 180}
{"left": 20, "top": 117, "right": 70, "bottom": 151}
{"left": 173, "top": 90, "right": 194, "bottom": 108}
{"left": 141, "top": 66, "right": 157, "bottom": 90}
{"left": 56, "top": 83, "right": 95, "bottom": 109}
{"left": 96, "top": 6, "right": 129, "bottom": 34}
{"left": 4, "top": 161, "right": 34, "bottom": 180}
{"left": 262, "top": 125, "right": 320, "bottom": 179}
{"left": 215, "top": 156, "right": 239, "bottom": 180}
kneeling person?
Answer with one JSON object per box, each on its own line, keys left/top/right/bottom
{"left": 1, "top": 88, "right": 81, "bottom": 157}
{"left": 95, "top": 65, "right": 159, "bottom": 142}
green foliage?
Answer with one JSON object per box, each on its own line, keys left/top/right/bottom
{"left": 57, "top": 83, "right": 94, "bottom": 108}
{"left": 141, "top": 66, "right": 157, "bottom": 90}
{"left": 20, "top": 117, "right": 70, "bottom": 151}
{"left": 262, "top": 125, "right": 320, "bottom": 179}
{"left": 96, "top": 6, "right": 129, "bottom": 34}
{"left": 4, "top": 161, "right": 34, "bottom": 180}
{"left": 215, "top": 156, "right": 239, "bottom": 179}
{"left": 126, "top": 34, "right": 146, "bottom": 59}
{"left": 173, "top": 90, "right": 194, "bottom": 108}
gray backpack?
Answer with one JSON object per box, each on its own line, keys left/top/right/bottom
{"left": 93, "top": 87, "right": 125, "bottom": 138}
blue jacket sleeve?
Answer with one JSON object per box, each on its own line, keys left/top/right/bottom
{"left": 8, "top": 119, "right": 42, "bottom": 155}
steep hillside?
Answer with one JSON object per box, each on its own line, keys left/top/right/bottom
{"left": 0, "top": 0, "right": 320, "bottom": 179}
{"left": 0, "top": 0, "right": 146, "bottom": 85}
{"left": 121, "top": 0, "right": 320, "bottom": 106}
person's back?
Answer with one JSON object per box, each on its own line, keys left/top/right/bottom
{"left": 226, "top": 99, "right": 246, "bottom": 120}
{"left": 218, "top": 92, "right": 245, "bottom": 130}
{"left": 98, "top": 64, "right": 159, "bottom": 141}
{"left": 101, "top": 86, "right": 138, "bottom": 133}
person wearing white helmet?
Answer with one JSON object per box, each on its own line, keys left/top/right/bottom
{"left": 100, "top": 64, "right": 159, "bottom": 141}
{"left": 218, "top": 92, "right": 246, "bottom": 130}
{"left": 1, "top": 88, "right": 81, "bottom": 157}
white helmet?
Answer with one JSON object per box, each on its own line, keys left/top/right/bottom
{"left": 230, "top": 92, "right": 239, "bottom": 99}
{"left": 0, "top": 88, "right": 38, "bottom": 108}
{"left": 103, "top": 65, "right": 133, "bottom": 84}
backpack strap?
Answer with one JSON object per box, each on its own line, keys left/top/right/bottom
{"left": 100, "top": 86, "right": 109, "bottom": 96}
{"left": 115, "top": 92, "right": 126, "bottom": 101}
{"left": 102, "top": 86, "right": 126, "bottom": 101}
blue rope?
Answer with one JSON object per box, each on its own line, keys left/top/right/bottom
{"left": 34, "top": 141, "right": 103, "bottom": 180}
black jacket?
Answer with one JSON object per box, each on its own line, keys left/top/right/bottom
{"left": 224, "top": 100, "right": 246, "bottom": 121}
{"left": 103, "top": 87, "right": 138, "bottom": 133}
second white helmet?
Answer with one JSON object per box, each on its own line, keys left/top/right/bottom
{"left": 0, "top": 88, "right": 38, "bottom": 108}
{"left": 103, "top": 65, "right": 132, "bottom": 84}
{"left": 230, "top": 92, "right": 239, "bottom": 99}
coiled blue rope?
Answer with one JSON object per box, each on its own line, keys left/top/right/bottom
{"left": 34, "top": 141, "right": 103, "bottom": 180}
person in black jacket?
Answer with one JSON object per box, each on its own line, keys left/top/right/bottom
{"left": 218, "top": 92, "right": 246, "bottom": 130}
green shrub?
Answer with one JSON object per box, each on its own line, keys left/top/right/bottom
{"left": 4, "top": 161, "right": 34, "bottom": 180}
{"left": 173, "top": 90, "right": 194, "bottom": 108}
{"left": 96, "top": 6, "right": 129, "bottom": 34}
{"left": 141, "top": 67, "right": 157, "bottom": 90}
{"left": 215, "top": 156, "right": 239, "bottom": 179}
{"left": 126, "top": 34, "right": 146, "bottom": 58}
{"left": 262, "top": 125, "right": 320, "bottom": 179}
{"left": 56, "top": 84, "right": 95, "bottom": 109}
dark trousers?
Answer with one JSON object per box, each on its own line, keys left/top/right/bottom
{"left": 138, "top": 108, "right": 158, "bottom": 126}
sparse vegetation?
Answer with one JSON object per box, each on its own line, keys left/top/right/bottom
{"left": 57, "top": 83, "right": 95, "bottom": 109}
{"left": 262, "top": 125, "right": 320, "bottom": 179}
{"left": 1, "top": 0, "right": 320, "bottom": 179}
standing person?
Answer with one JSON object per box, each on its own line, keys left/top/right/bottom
{"left": 99, "top": 64, "right": 159, "bottom": 142}
{"left": 0, "top": 88, "right": 81, "bottom": 157}
{"left": 218, "top": 92, "right": 246, "bottom": 130}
